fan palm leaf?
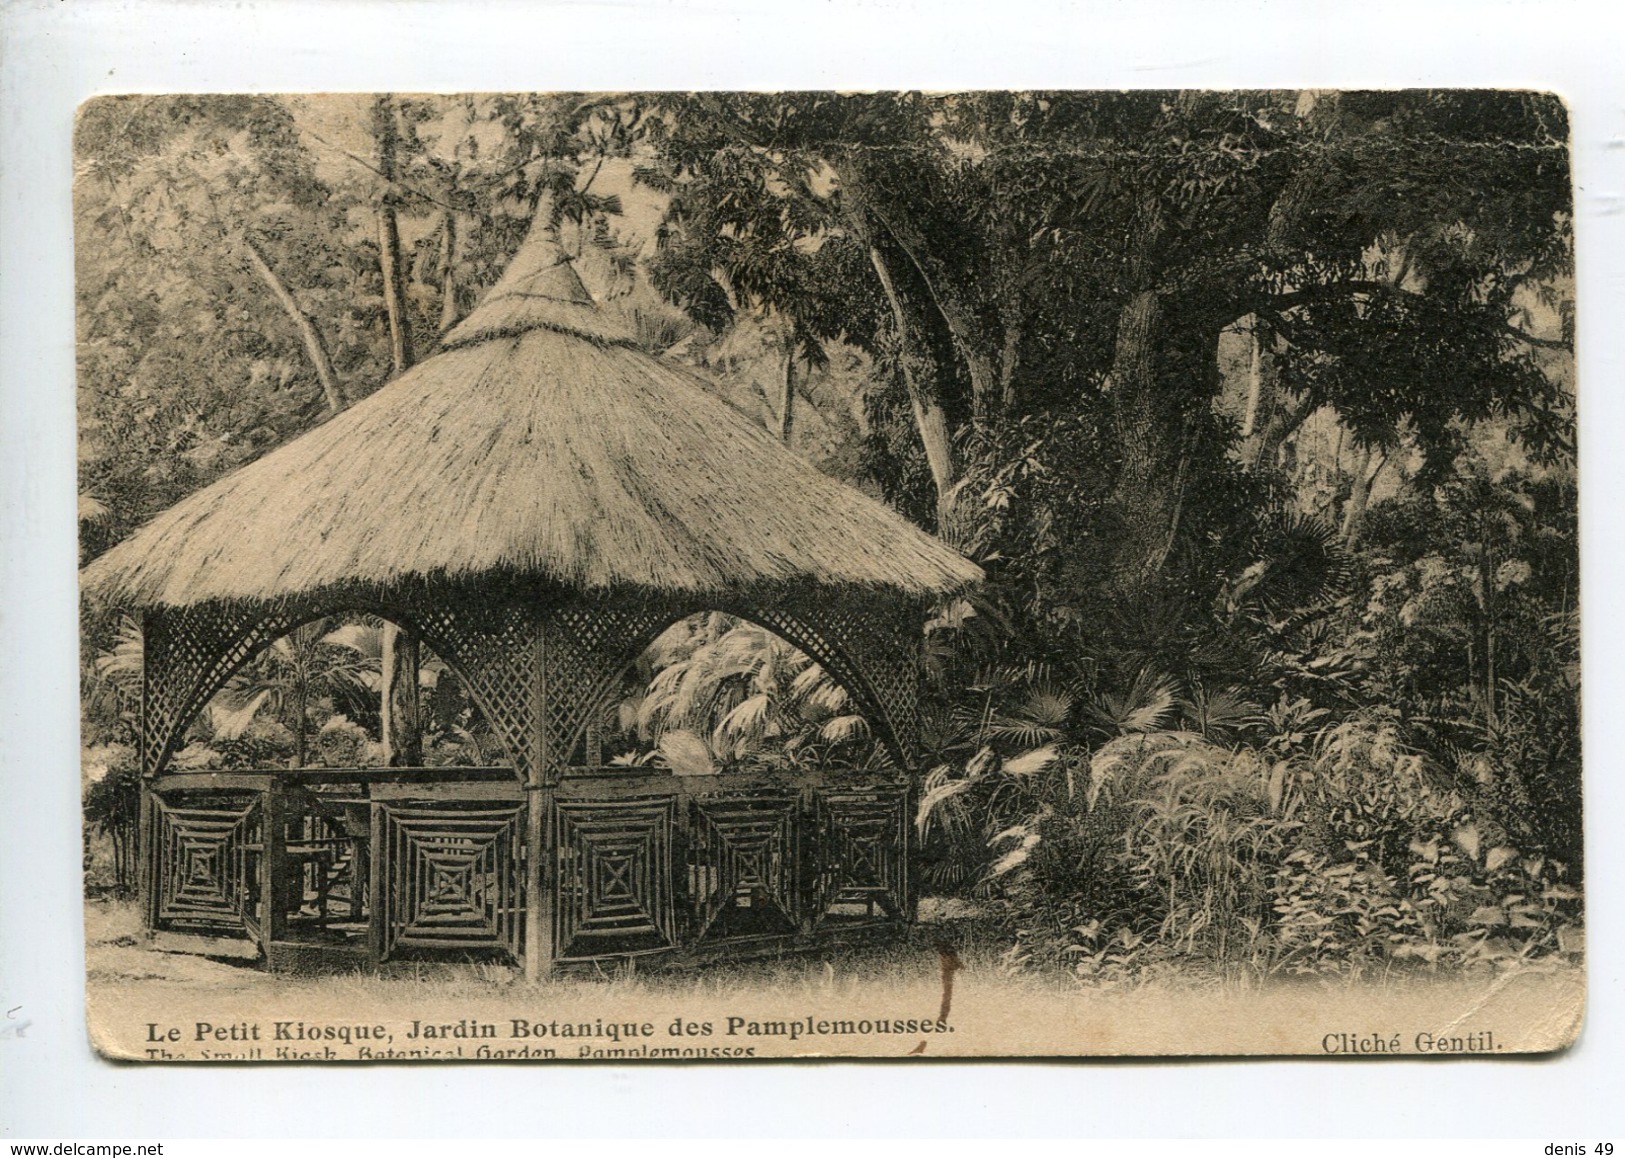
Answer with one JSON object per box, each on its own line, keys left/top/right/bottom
{"left": 1086, "top": 668, "right": 1179, "bottom": 736}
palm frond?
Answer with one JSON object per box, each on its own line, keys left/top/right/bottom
{"left": 713, "top": 691, "right": 775, "bottom": 749}
{"left": 1017, "top": 686, "right": 1074, "bottom": 728}
{"left": 1179, "top": 686, "right": 1264, "bottom": 742}
{"left": 207, "top": 688, "right": 272, "bottom": 741}
{"left": 93, "top": 616, "right": 145, "bottom": 696}
{"left": 818, "top": 714, "right": 870, "bottom": 744}
{"left": 1087, "top": 668, "right": 1179, "bottom": 736}
{"left": 1002, "top": 744, "right": 1060, "bottom": 777}
{"left": 655, "top": 728, "right": 718, "bottom": 776}
{"left": 982, "top": 717, "right": 1065, "bottom": 747}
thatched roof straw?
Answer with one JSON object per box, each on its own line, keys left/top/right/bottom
{"left": 82, "top": 227, "right": 980, "bottom": 609}
{"left": 439, "top": 236, "right": 630, "bottom": 350}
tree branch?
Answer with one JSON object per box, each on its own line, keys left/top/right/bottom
{"left": 861, "top": 189, "right": 1000, "bottom": 417}
{"left": 299, "top": 125, "right": 475, "bottom": 219}
{"left": 1244, "top": 278, "right": 1403, "bottom": 318}
{"left": 1248, "top": 276, "right": 1571, "bottom": 353}
{"left": 1501, "top": 323, "right": 1569, "bottom": 351}
{"left": 239, "top": 233, "right": 345, "bottom": 415}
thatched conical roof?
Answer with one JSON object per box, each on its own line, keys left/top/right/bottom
{"left": 439, "top": 234, "right": 629, "bottom": 349}
{"left": 82, "top": 226, "right": 980, "bottom": 608}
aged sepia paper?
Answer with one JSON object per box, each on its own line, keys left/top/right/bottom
{"left": 75, "top": 90, "right": 1583, "bottom": 1062}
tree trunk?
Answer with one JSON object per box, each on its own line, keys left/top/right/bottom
{"left": 1104, "top": 290, "right": 1186, "bottom": 586}
{"left": 439, "top": 210, "right": 460, "bottom": 332}
{"left": 1480, "top": 510, "right": 1498, "bottom": 733}
{"left": 1340, "top": 446, "right": 1386, "bottom": 549}
{"left": 1240, "top": 316, "right": 1270, "bottom": 441}
{"left": 1238, "top": 317, "right": 1317, "bottom": 470}
{"left": 373, "top": 95, "right": 423, "bottom": 765}
{"left": 866, "top": 243, "right": 957, "bottom": 524}
{"left": 373, "top": 96, "right": 415, "bottom": 376}
{"left": 863, "top": 192, "right": 998, "bottom": 424}
{"left": 998, "top": 312, "right": 1023, "bottom": 415}
{"left": 241, "top": 234, "right": 344, "bottom": 415}
{"left": 777, "top": 338, "right": 796, "bottom": 444}
{"left": 381, "top": 625, "right": 423, "bottom": 767}
{"left": 963, "top": 349, "right": 998, "bottom": 427}
{"left": 834, "top": 160, "right": 962, "bottom": 522}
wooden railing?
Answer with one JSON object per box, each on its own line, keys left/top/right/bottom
{"left": 143, "top": 762, "right": 912, "bottom": 971}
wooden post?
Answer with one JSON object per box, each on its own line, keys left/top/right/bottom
{"left": 138, "top": 610, "right": 157, "bottom": 933}
{"left": 523, "top": 618, "right": 553, "bottom": 983}
{"left": 138, "top": 782, "right": 156, "bottom": 932}
{"left": 797, "top": 784, "right": 816, "bottom": 936}
{"left": 524, "top": 787, "right": 553, "bottom": 982}
{"left": 902, "top": 780, "right": 919, "bottom": 925}
{"left": 262, "top": 777, "right": 288, "bottom": 946}
{"left": 367, "top": 801, "right": 384, "bottom": 965}
{"left": 584, "top": 712, "right": 602, "bottom": 768}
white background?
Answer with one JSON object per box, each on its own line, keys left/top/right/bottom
{"left": 2, "top": 0, "right": 1622, "bottom": 1139}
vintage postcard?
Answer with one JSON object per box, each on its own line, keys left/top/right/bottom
{"left": 75, "top": 91, "right": 1582, "bottom": 1061}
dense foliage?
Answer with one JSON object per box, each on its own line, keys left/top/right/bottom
{"left": 77, "top": 93, "right": 1579, "bottom": 980}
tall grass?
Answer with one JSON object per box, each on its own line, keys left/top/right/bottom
{"left": 936, "top": 719, "right": 1583, "bottom": 985}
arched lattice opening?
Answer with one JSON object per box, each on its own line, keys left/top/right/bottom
{"left": 142, "top": 606, "right": 526, "bottom": 961}
{"left": 537, "top": 591, "right": 921, "bottom": 784}
{"left": 572, "top": 609, "right": 894, "bottom": 778}
{"left": 541, "top": 606, "right": 915, "bottom": 952}
{"left": 165, "top": 612, "right": 501, "bottom": 774}
{"left": 140, "top": 598, "right": 536, "bottom": 781}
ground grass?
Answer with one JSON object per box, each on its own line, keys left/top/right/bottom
{"left": 83, "top": 897, "right": 1585, "bottom": 1059}
{"left": 84, "top": 895, "right": 1014, "bottom": 1003}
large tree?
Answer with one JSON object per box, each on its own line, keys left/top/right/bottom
{"left": 637, "top": 91, "right": 1572, "bottom": 596}
{"left": 75, "top": 96, "right": 371, "bottom": 555}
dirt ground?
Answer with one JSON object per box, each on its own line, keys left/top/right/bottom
{"left": 82, "top": 897, "right": 1586, "bottom": 1062}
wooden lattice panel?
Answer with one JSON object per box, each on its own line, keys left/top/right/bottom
{"left": 409, "top": 602, "right": 540, "bottom": 781}
{"left": 142, "top": 603, "right": 303, "bottom": 777}
{"left": 142, "top": 595, "right": 543, "bottom": 780}
{"left": 538, "top": 590, "right": 923, "bottom": 779}
{"left": 689, "top": 793, "right": 800, "bottom": 942}
{"left": 554, "top": 796, "right": 678, "bottom": 960}
{"left": 150, "top": 790, "right": 263, "bottom": 939}
{"left": 753, "top": 598, "right": 922, "bottom": 766}
{"left": 540, "top": 597, "right": 682, "bottom": 775}
{"left": 810, "top": 785, "right": 910, "bottom": 925}
{"left": 374, "top": 800, "right": 525, "bottom": 960}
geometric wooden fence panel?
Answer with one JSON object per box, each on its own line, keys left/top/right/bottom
{"left": 150, "top": 791, "right": 263, "bottom": 940}
{"left": 373, "top": 801, "right": 525, "bottom": 961}
{"left": 688, "top": 793, "right": 800, "bottom": 942}
{"left": 551, "top": 782, "right": 911, "bottom": 961}
{"left": 809, "top": 786, "right": 910, "bottom": 925}
{"left": 554, "top": 797, "right": 678, "bottom": 960}
{"left": 138, "top": 773, "right": 915, "bottom": 968}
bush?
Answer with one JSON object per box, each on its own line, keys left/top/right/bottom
{"left": 976, "top": 720, "right": 1582, "bottom": 983}
{"left": 83, "top": 743, "right": 141, "bottom": 895}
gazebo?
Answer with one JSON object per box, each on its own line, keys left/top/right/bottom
{"left": 81, "top": 221, "right": 980, "bottom": 977}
